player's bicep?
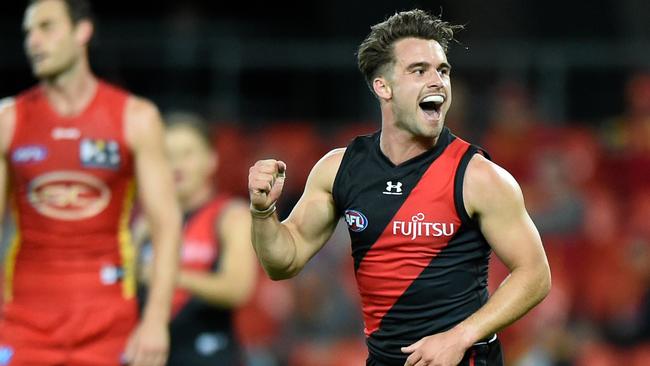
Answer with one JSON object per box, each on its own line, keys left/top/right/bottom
{"left": 135, "top": 137, "right": 172, "bottom": 220}
{"left": 466, "top": 156, "right": 546, "bottom": 271}
{"left": 126, "top": 98, "right": 180, "bottom": 234}
{"left": 284, "top": 185, "right": 338, "bottom": 261}
{"left": 480, "top": 195, "right": 544, "bottom": 272}
{"left": 283, "top": 149, "right": 343, "bottom": 263}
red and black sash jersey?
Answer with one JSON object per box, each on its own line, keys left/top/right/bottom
{"left": 332, "top": 127, "right": 492, "bottom": 364}
{"left": 138, "top": 195, "right": 242, "bottom": 362}
{"left": 171, "top": 196, "right": 230, "bottom": 316}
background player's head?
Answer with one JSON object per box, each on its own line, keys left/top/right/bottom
{"left": 164, "top": 112, "right": 218, "bottom": 205}
{"left": 23, "top": 0, "right": 94, "bottom": 80}
{"left": 357, "top": 9, "right": 463, "bottom": 139}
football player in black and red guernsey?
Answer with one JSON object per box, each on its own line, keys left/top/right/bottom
{"left": 136, "top": 113, "right": 256, "bottom": 366}
{"left": 247, "top": 9, "right": 551, "bottom": 366}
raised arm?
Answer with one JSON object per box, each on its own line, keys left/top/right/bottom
{"left": 124, "top": 97, "right": 182, "bottom": 366}
{"left": 403, "top": 154, "right": 551, "bottom": 366}
{"left": 248, "top": 148, "right": 344, "bottom": 280}
{"left": 0, "top": 98, "right": 16, "bottom": 239}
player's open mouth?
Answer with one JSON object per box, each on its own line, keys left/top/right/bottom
{"left": 419, "top": 95, "right": 444, "bottom": 120}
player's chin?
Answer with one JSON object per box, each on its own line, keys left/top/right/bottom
{"left": 33, "top": 66, "right": 58, "bottom": 79}
{"left": 417, "top": 117, "right": 444, "bottom": 137}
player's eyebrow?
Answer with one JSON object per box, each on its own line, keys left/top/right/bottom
{"left": 23, "top": 19, "right": 53, "bottom": 33}
{"left": 438, "top": 62, "right": 452, "bottom": 71}
{"left": 406, "top": 62, "right": 431, "bottom": 71}
{"left": 405, "top": 61, "right": 453, "bottom": 73}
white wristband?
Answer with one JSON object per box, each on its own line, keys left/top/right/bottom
{"left": 250, "top": 202, "right": 277, "bottom": 219}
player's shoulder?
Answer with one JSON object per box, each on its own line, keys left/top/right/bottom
{"left": 125, "top": 95, "right": 161, "bottom": 123}
{"left": 123, "top": 95, "right": 164, "bottom": 149}
{"left": 466, "top": 154, "right": 519, "bottom": 191}
{"left": 322, "top": 147, "right": 346, "bottom": 164}
{"left": 0, "top": 97, "right": 16, "bottom": 117}
{"left": 464, "top": 154, "right": 523, "bottom": 212}
{"left": 308, "top": 148, "right": 346, "bottom": 192}
{"left": 315, "top": 148, "right": 346, "bottom": 173}
{"left": 218, "top": 198, "right": 251, "bottom": 227}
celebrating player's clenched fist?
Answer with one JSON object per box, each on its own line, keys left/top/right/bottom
{"left": 248, "top": 159, "right": 287, "bottom": 217}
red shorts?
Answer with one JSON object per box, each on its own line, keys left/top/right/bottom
{"left": 1, "top": 250, "right": 139, "bottom": 365}
{"left": 0, "top": 299, "right": 137, "bottom": 366}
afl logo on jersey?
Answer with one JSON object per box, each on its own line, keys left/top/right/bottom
{"left": 344, "top": 209, "right": 368, "bottom": 232}
{"left": 11, "top": 145, "right": 47, "bottom": 164}
{"left": 28, "top": 171, "right": 111, "bottom": 220}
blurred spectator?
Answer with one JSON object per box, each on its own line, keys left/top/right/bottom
{"left": 482, "top": 80, "right": 553, "bottom": 182}
{"left": 601, "top": 72, "right": 650, "bottom": 154}
{"left": 213, "top": 123, "right": 256, "bottom": 197}
{"left": 444, "top": 78, "right": 477, "bottom": 141}
{"left": 599, "top": 72, "right": 650, "bottom": 195}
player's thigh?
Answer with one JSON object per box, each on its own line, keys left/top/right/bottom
{"left": 68, "top": 300, "right": 138, "bottom": 366}
{"left": 0, "top": 305, "right": 66, "bottom": 366}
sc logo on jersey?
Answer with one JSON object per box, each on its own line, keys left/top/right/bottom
{"left": 80, "top": 138, "right": 121, "bottom": 169}
{"left": 28, "top": 171, "right": 111, "bottom": 220}
{"left": 344, "top": 209, "right": 368, "bottom": 232}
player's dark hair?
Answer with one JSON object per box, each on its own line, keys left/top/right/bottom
{"left": 165, "top": 112, "right": 215, "bottom": 149}
{"left": 357, "top": 9, "right": 463, "bottom": 93}
{"left": 28, "top": 0, "right": 94, "bottom": 24}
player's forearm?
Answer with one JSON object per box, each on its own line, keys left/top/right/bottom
{"left": 142, "top": 220, "right": 181, "bottom": 324}
{"left": 452, "top": 261, "right": 551, "bottom": 348}
{"left": 251, "top": 214, "right": 300, "bottom": 280}
{"left": 178, "top": 270, "right": 254, "bottom": 308}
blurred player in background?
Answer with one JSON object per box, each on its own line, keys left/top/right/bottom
{"left": 248, "top": 9, "right": 551, "bottom": 366}
{"left": 135, "top": 113, "right": 257, "bottom": 365}
{"left": 0, "top": 0, "right": 181, "bottom": 365}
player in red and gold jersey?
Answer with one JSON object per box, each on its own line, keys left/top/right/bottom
{"left": 0, "top": 1, "right": 181, "bottom": 365}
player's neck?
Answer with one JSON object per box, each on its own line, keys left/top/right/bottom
{"left": 380, "top": 121, "right": 438, "bottom": 166}
{"left": 41, "top": 58, "right": 97, "bottom": 117}
{"left": 180, "top": 184, "right": 214, "bottom": 212}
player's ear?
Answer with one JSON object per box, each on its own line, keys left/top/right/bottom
{"left": 373, "top": 76, "right": 392, "bottom": 100}
{"left": 74, "top": 19, "right": 94, "bottom": 47}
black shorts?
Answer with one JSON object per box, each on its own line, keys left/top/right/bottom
{"left": 366, "top": 338, "right": 504, "bottom": 366}
{"left": 166, "top": 332, "right": 243, "bottom": 366}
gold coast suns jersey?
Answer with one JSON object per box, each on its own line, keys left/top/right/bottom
{"left": 4, "top": 81, "right": 136, "bottom": 306}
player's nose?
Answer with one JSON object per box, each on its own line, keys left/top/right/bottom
{"left": 25, "top": 31, "right": 42, "bottom": 54}
{"left": 425, "top": 70, "right": 444, "bottom": 89}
